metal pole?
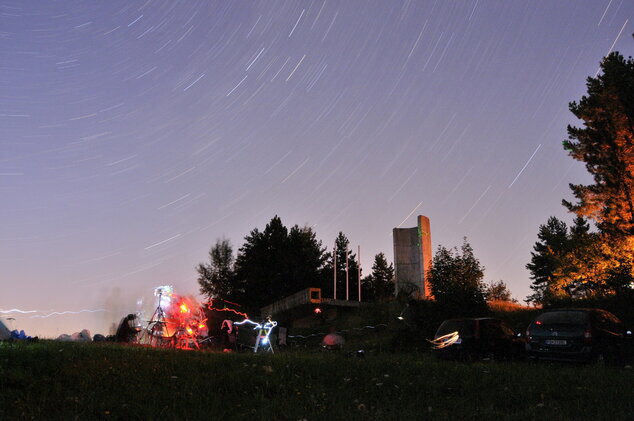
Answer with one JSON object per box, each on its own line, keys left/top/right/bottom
{"left": 345, "top": 245, "right": 349, "bottom": 301}
{"left": 333, "top": 243, "right": 337, "bottom": 300}
{"left": 358, "top": 245, "right": 361, "bottom": 302}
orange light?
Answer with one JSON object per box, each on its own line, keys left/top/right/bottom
{"left": 186, "top": 327, "right": 193, "bottom": 334}
{"left": 180, "top": 304, "right": 189, "bottom": 313}
{"left": 198, "top": 324, "right": 205, "bottom": 329}
{"left": 206, "top": 300, "right": 249, "bottom": 318}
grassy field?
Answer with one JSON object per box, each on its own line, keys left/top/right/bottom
{"left": 1, "top": 341, "right": 633, "bottom": 420}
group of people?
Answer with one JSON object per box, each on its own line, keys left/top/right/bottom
{"left": 115, "top": 313, "right": 241, "bottom": 350}
{"left": 116, "top": 312, "right": 345, "bottom": 352}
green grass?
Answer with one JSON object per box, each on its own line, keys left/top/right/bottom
{"left": 1, "top": 341, "right": 633, "bottom": 420}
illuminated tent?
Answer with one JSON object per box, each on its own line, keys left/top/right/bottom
{"left": 0, "top": 317, "right": 11, "bottom": 340}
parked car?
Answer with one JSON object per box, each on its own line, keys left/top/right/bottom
{"left": 525, "top": 308, "right": 632, "bottom": 363}
{"left": 431, "top": 317, "right": 524, "bottom": 360}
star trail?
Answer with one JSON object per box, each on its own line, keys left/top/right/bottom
{"left": 1, "top": 0, "right": 631, "bottom": 337}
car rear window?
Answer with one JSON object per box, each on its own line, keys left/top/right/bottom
{"left": 436, "top": 320, "right": 476, "bottom": 338}
{"left": 535, "top": 311, "right": 589, "bottom": 325}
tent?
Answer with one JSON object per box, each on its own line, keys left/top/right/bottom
{"left": 0, "top": 317, "right": 12, "bottom": 340}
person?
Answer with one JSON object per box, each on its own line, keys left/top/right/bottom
{"left": 221, "top": 319, "right": 237, "bottom": 351}
{"left": 115, "top": 314, "right": 140, "bottom": 343}
{"left": 321, "top": 326, "right": 345, "bottom": 350}
{"left": 277, "top": 326, "right": 287, "bottom": 347}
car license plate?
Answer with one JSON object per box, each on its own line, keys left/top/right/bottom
{"left": 545, "top": 339, "right": 567, "bottom": 346}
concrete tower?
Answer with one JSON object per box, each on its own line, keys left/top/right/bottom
{"left": 392, "top": 215, "right": 432, "bottom": 299}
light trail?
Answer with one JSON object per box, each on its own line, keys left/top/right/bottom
{"left": 234, "top": 317, "right": 278, "bottom": 352}
{"left": 429, "top": 331, "right": 460, "bottom": 349}
{"left": 286, "top": 54, "right": 306, "bottom": 82}
{"left": 459, "top": 185, "right": 491, "bottom": 224}
{"left": 508, "top": 144, "right": 541, "bottom": 189}
{"left": 29, "top": 309, "right": 107, "bottom": 318}
{"left": 288, "top": 9, "right": 305, "bottom": 38}
{"left": 144, "top": 233, "right": 182, "bottom": 250}
{"left": 595, "top": 19, "right": 628, "bottom": 76}
{"left": 206, "top": 300, "right": 249, "bottom": 319}
{"left": 397, "top": 201, "right": 423, "bottom": 228}
{"left": 0, "top": 309, "right": 38, "bottom": 314}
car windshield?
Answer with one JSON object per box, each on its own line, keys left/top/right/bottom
{"left": 535, "top": 311, "right": 589, "bottom": 326}
{"left": 436, "top": 320, "right": 476, "bottom": 338}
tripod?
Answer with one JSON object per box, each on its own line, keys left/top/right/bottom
{"left": 143, "top": 290, "right": 173, "bottom": 348}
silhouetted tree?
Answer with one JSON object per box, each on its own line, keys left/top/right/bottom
{"left": 363, "top": 252, "right": 395, "bottom": 301}
{"left": 287, "top": 224, "right": 329, "bottom": 292}
{"left": 526, "top": 217, "right": 571, "bottom": 304}
{"left": 197, "top": 238, "right": 237, "bottom": 300}
{"left": 233, "top": 216, "right": 328, "bottom": 309}
{"left": 428, "top": 238, "right": 487, "bottom": 315}
{"left": 234, "top": 216, "right": 287, "bottom": 309}
{"left": 484, "top": 280, "right": 514, "bottom": 302}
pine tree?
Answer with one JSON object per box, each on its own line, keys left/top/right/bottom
{"left": 286, "top": 224, "right": 329, "bottom": 292}
{"left": 563, "top": 52, "right": 634, "bottom": 238}
{"left": 364, "top": 252, "right": 395, "bottom": 301}
{"left": 525, "top": 217, "right": 570, "bottom": 304}
{"left": 233, "top": 216, "right": 328, "bottom": 309}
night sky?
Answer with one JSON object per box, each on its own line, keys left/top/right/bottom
{"left": 1, "top": 1, "right": 632, "bottom": 338}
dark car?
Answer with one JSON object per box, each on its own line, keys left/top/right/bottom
{"left": 431, "top": 317, "right": 524, "bottom": 361}
{"left": 525, "top": 308, "right": 631, "bottom": 363}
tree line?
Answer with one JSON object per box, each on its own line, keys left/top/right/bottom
{"left": 196, "top": 216, "right": 395, "bottom": 311}
{"left": 196, "top": 214, "right": 512, "bottom": 315}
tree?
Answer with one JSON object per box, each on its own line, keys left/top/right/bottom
{"left": 234, "top": 216, "right": 287, "bottom": 309}
{"left": 484, "top": 280, "right": 514, "bottom": 302}
{"left": 286, "top": 224, "right": 329, "bottom": 292}
{"left": 196, "top": 238, "right": 237, "bottom": 300}
{"left": 525, "top": 217, "right": 571, "bottom": 304}
{"left": 563, "top": 52, "right": 634, "bottom": 239}
{"left": 525, "top": 214, "right": 632, "bottom": 303}
{"left": 363, "top": 252, "right": 395, "bottom": 301}
{"left": 525, "top": 49, "right": 634, "bottom": 303}
{"left": 428, "top": 239, "right": 487, "bottom": 315}
{"left": 557, "top": 231, "right": 634, "bottom": 298}
{"left": 552, "top": 216, "right": 603, "bottom": 298}
{"left": 233, "top": 216, "right": 328, "bottom": 309}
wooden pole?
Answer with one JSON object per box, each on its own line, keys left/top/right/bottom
{"left": 358, "top": 245, "right": 361, "bottom": 302}
{"left": 345, "top": 245, "right": 349, "bottom": 301}
{"left": 333, "top": 242, "right": 337, "bottom": 300}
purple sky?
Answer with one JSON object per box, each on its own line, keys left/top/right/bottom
{"left": 1, "top": 1, "right": 632, "bottom": 338}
